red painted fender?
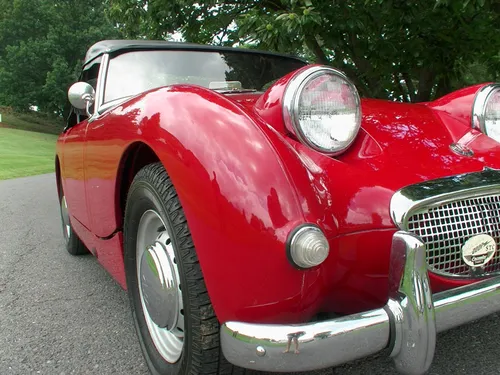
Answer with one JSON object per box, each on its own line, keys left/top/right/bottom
{"left": 83, "top": 84, "right": 329, "bottom": 324}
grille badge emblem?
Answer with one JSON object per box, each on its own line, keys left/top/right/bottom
{"left": 462, "top": 234, "right": 496, "bottom": 268}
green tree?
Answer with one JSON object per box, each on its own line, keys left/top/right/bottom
{"left": 108, "top": 0, "right": 500, "bottom": 102}
{"left": 0, "top": 0, "right": 120, "bottom": 116}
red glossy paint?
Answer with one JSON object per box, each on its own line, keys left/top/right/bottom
{"left": 57, "top": 61, "right": 500, "bottom": 325}
{"left": 253, "top": 68, "right": 302, "bottom": 134}
{"left": 61, "top": 123, "right": 92, "bottom": 230}
{"left": 424, "top": 83, "right": 487, "bottom": 125}
{"left": 68, "top": 212, "right": 127, "bottom": 289}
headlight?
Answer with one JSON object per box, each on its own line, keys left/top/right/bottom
{"left": 472, "top": 83, "right": 500, "bottom": 142}
{"left": 283, "top": 66, "right": 362, "bottom": 155}
{"left": 287, "top": 224, "right": 330, "bottom": 269}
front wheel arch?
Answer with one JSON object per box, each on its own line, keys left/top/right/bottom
{"left": 123, "top": 162, "right": 242, "bottom": 374}
{"left": 116, "top": 142, "right": 161, "bottom": 230}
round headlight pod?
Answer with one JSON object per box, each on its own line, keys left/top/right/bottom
{"left": 283, "top": 66, "right": 362, "bottom": 155}
{"left": 287, "top": 224, "right": 330, "bottom": 269}
{"left": 472, "top": 83, "right": 500, "bottom": 142}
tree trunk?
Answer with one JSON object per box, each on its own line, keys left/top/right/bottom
{"left": 393, "top": 74, "right": 408, "bottom": 102}
{"left": 402, "top": 73, "right": 417, "bottom": 102}
{"left": 416, "top": 69, "right": 436, "bottom": 102}
{"left": 304, "top": 35, "right": 329, "bottom": 65}
{"left": 435, "top": 74, "right": 452, "bottom": 99}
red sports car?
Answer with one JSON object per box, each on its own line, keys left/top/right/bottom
{"left": 57, "top": 39, "right": 500, "bottom": 374}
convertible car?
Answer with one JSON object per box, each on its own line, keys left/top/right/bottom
{"left": 57, "top": 39, "right": 500, "bottom": 374}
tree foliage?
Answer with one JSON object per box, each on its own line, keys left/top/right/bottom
{"left": 0, "top": 0, "right": 120, "bottom": 116}
{"left": 108, "top": 0, "right": 500, "bottom": 102}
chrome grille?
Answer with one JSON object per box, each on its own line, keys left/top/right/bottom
{"left": 407, "top": 194, "right": 500, "bottom": 277}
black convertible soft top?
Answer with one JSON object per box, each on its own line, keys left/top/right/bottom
{"left": 84, "top": 39, "right": 306, "bottom": 67}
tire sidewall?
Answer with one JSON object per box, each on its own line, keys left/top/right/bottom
{"left": 58, "top": 192, "right": 86, "bottom": 255}
{"left": 124, "top": 179, "right": 190, "bottom": 375}
{"left": 58, "top": 194, "right": 71, "bottom": 248}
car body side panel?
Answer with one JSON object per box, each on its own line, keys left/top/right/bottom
{"left": 94, "top": 232, "right": 127, "bottom": 289}
{"left": 80, "top": 85, "right": 330, "bottom": 324}
{"left": 84, "top": 123, "right": 130, "bottom": 238}
{"left": 65, "top": 214, "right": 127, "bottom": 289}
{"left": 58, "top": 121, "right": 92, "bottom": 230}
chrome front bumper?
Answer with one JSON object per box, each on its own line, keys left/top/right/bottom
{"left": 220, "top": 231, "right": 500, "bottom": 374}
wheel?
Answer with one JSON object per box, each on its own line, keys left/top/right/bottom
{"left": 123, "top": 163, "right": 246, "bottom": 375}
{"left": 59, "top": 192, "right": 88, "bottom": 255}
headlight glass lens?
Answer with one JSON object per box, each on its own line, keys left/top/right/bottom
{"left": 484, "top": 88, "right": 500, "bottom": 142}
{"left": 284, "top": 67, "right": 362, "bottom": 155}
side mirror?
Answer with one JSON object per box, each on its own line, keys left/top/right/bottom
{"left": 68, "top": 82, "right": 95, "bottom": 116}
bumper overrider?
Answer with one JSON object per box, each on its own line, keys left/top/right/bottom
{"left": 220, "top": 169, "right": 500, "bottom": 374}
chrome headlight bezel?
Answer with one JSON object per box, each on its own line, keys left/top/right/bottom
{"left": 472, "top": 83, "right": 500, "bottom": 138}
{"left": 282, "top": 66, "right": 362, "bottom": 156}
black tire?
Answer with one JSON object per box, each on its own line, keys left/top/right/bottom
{"left": 123, "top": 162, "right": 247, "bottom": 375}
{"left": 58, "top": 190, "right": 88, "bottom": 256}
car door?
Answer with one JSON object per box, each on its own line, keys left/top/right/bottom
{"left": 61, "top": 58, "right": 101, "bottom": 230}
{"left": 84, "top": 113, "right": 126, "bottom": 238}
{"left": 83, "top": 54, "right": 128, "bottom": 238}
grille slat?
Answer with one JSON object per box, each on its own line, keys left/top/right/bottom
{"left": 407, "top": 194, "right": 500, "bottom": 277}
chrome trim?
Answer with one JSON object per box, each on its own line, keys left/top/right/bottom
{"left": 97, "top": 96, "right": 133, "bottom": 115}
{"left": 390, "top": 168, "right": 500, "bottom": 230}
{"left": 60, "top": 195, "right": 71, "bottom": 243}
{"left": 136, "top": 210, "right": 184, "bottom": 363}
{"left": 95, "top": 53, "right": 109, "bottom": 112}
{"left": 87, "top": 53, "right": 110, "bottom": 123}
{"left": 282, "top": 65, "right": 362, "bottom": 156}
{"left": 386, "top": 233, "right": 436, "bottom": 374}
{"left": 67, "top": 82, "right": 95, "bottom": 114}
{"left": 140, "top": 238, "right": 181, "bottom": 329}
{"left": 222, "top": 231, "right": 500, "bottom": 374}
{"left": 221, "top": 309, "right": 390, "bottom": 373}
{"left": 407, "top": 196, "right": 500, "bottom": 278}
{"left": 471, "top": 83, "right": 500, "bottom": 133}
{"left": 449, "top": 142, "right": 474, "bottom": 157}
{"left": 434, "top": 275, "right": 500, "bottom": 332}
{"left": 390, "top": 168, "right": 500, "bottom": 279}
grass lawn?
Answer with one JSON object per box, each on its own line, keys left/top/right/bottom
{"left": 0, "top": 127, "right": 58, "bottom": 180}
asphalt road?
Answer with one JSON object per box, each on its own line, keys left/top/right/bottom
{"left": 0, "top": 173, "right": 498, "bottom": 375}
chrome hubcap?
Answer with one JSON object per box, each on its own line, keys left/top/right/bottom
{"left": 137, "top": 210, "right": 184, "bottom": 363}
{"left": 140, "top": 235, "right": 180, "bottom": 329}
{"left": 60, "top": 196, "right": 71, "bottom": 242}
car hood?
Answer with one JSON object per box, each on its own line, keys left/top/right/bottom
{"left": 350, "top": 98, "right": 500, "bottom": 182}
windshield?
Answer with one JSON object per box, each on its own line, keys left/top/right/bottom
{"left": 103, "top": 49, "right": 307, "bottom": 103}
